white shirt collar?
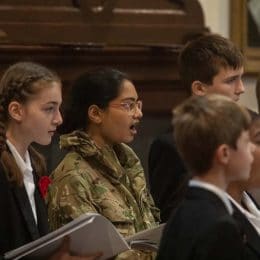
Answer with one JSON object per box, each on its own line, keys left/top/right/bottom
{"left": 189, "top": 179, "right": 233, "bottom": 215}
{"left": 6, "top": 139, "right": 33, "bottom": 174}
{"left": 228, "top": 192, "right": 260, "bottom": 235}
{"left": 6, "top": 139, "right": 37, "bottom": 223}
{"left": 242, "top": 192, "right": 260, "bottom": 217}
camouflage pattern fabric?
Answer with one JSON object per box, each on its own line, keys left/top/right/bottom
{"left": 47, "top": 130, "right": 160, "bottom": 259}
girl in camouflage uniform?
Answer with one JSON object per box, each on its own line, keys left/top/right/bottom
{"left": 47, "top": 68, "right": 160, "bottom": 259}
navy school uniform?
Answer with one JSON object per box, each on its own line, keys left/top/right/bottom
{"left": 157, "top": 186, "right": 258, "bottom": 260}
{"left": 0, "top": 163, "right": 49, "bottom": 256}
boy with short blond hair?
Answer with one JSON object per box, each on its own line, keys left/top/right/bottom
{"left": 157, "top": 94, "right": 255, "bottom": 260}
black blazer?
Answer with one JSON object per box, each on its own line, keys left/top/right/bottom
{"left": 0, "top": 163, "right": 49, "bottom": 256}
{"left": 157, "top": 187, "right": 256, "bottom": 260}
{"left": 231, "top": 196, "right": 260, "bottom": 258}
{"left": 148, "top": 132, "right": 189, "bottom": 222}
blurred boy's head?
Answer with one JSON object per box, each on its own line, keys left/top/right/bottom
{"left": 179, "top": 34, "right": 244, "bottom": 101}
{"left": 173, "top": 95, "right": 254, "bottom": 181}
{"left": 243, "top": 115, "right": 260, "bottom": 189}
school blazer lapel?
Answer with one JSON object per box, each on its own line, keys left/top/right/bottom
{"left": 232, "top": 205, "right": 260, "bottom": 256}
{"left": 33, "top": 173, "right": 49, "bottom": 236}
{"left": 13, "top": 184, "right": 40, "bottom": 240}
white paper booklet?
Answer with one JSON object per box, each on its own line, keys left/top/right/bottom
{"left": 126, "top": 223, "right": 165, "bottom": 251}
{"left": 4, "top": 213, "right": 129, "bottom": 260}
{"left": 4, "top": 213, "right": 165, "bottom": 260}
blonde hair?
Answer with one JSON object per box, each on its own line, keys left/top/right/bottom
{"left": 173, "top": 94, "right": 251, "bottom": 174}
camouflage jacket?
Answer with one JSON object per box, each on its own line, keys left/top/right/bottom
{"left": 47, "top": 130, "right": 160, "bottom": 237}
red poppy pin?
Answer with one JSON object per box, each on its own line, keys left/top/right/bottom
{"left": 38, "top": 176, "right": 52, "bottom": 199}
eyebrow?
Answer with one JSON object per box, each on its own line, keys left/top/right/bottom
{"left": 223, "top": 75, "right": 240, "bottom": 82}
{"left": 120, "top": 97, "right": 138, "bottom": 102}
{"left": 44, "top": 101, "right": 60, "bottom": 105}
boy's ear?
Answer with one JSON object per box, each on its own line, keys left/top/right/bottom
{"left": 191, "top": 81, "right": 207, "bottom": 96}
{"left": 8, "top": 101, "right": 23, "bottom": 122}
{"left": 215, "top": 144, "right": 230, "bottom": 165}
{"left": 88, "top": 105, "right": 103, "bottom": 124}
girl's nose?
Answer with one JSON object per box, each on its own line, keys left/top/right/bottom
{"left": 54, "top": 110, "right": 63, "bottom": 125}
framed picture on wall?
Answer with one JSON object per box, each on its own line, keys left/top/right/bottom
{"left": 230, "top": 0, "right": 260, "bottom": 74}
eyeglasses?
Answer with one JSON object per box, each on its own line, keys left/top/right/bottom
{"left": 109, "top": 100, "right": 142, "bottom": 115}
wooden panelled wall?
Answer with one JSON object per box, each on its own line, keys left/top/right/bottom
{"left": 0, "top": 0, "right": 206, "bottom": 174}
